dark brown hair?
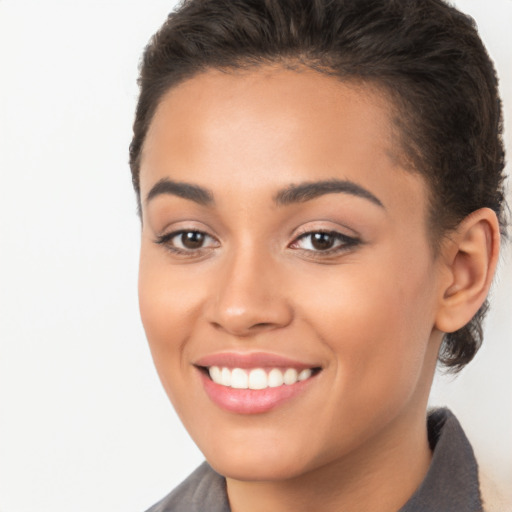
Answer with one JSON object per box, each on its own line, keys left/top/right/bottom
{"left": 130, "top": 0, "right": 507, "bottom": 372}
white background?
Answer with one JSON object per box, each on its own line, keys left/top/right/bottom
{"left": 0, "top": 1, "right": 510, "bottom": 511}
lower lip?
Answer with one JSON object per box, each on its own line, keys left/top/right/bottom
{"left": 199, "top": 371, "right": 317, "bottom": 414}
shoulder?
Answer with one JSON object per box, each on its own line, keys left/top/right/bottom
{"left": 145, "top": 462, "right": 230, "bottom": 512}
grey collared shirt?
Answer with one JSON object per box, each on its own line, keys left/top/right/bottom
{"left": 146, "top": 408, "right": 482, "bottom": 512}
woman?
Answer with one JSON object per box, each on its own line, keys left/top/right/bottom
{"left": 130, "top": 0, "right": 507, "bottom": 510}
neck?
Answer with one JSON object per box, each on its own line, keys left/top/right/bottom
{"left": 226, "top": 404, "right": 432, "bottom": 512}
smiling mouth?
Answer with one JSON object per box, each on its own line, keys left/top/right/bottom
{"left": 200, "top": 366, "right": 322, "bottom": 390}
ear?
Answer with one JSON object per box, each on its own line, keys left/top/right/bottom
{"left": 435, "top": 208, "right": 500, "bottom": 334}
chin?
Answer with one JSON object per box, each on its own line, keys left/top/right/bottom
{"left": 198, "top": 432, "right": 325, "bottom": 482}
{"left": 208, "top": 454, "right": 311, "bottom": 482}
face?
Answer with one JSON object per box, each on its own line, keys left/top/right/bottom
{"left": 138, "top": 67, "right": 445, "bottom": 482}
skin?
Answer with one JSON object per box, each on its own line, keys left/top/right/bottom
{"left": 137, "top": 66, "right": 499, "bottom": 512}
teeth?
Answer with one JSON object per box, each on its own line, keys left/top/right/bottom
{"left": 210, "top": 366, "right": 222, "bottom": 383}
{"left": 298, "top": 368, "right": 312, "bottom": 381}
{"left": 283, "top": 368, "right": 298, "bottom": 385}
{"left": 231, "top": 368, "right": 248, "bottom": 389}
{"left": 268, "top": 368, "right": 284, "bottom": 387}
{"left": 208, "top": 366, "right": 315, "bottom": 389}
{"left": 221, "top": 367, "right": 231, "bottom": 386}
{"left": 248, "top": 368, "right": 267, "bottom": 390}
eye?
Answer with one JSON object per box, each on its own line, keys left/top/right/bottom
{"left": 173, "top": 231, "right": 209, "bottom": 250}
{"left": 290, "top": 230, "right": 360, "bottom": 254}
{"left": 155, "top": 230, "right": 219, "bottom": 254}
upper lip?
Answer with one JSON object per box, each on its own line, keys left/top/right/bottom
{"left": 194, "top": 351, "right": 321, "bottom": 370}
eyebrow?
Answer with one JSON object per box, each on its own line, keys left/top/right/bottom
{"left": 273, "top": 179, "right": 385, "bottom": 208}
{"left": 145, "top": 177, "right": 384, "bottom": 210}
{"left": 145, "top": 178, "right": 214, "bottom": 206}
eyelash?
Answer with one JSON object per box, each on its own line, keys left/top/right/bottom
{"left": 154, "top": 229, "right": 361, "bottom": 259}
{"left": 154, "top": 230, "right": 219, "bottom": 257}
{"left": 290, "top": 230, "right": 361, "bottom": 258}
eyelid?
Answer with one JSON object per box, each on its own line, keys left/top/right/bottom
{"left": 155, "top": 229, "right": 217, "bottom": 245}
{"left": 292, "top": 221, "right": 360, "bottom": 239}
{"left": 152, "top": 222, "right": 361, "bottom": 259}
{"left": 288, "top": 227, "right": 362, "bottom": 258}
{"left": 154, "top": 227, "right": 220, "bottom": 257}
{"left": 152, "top": 217, "right": 219, "bottom": 243}
{"left": 291, "top": 230, "right": 358, "bottom": 247}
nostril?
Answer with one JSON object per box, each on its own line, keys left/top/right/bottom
{"left": 209, "top": 320, "right": 282, "bottom": 337}
{"left": 211, "top": 320, "right": 271, "bottom": 330}
{"left": 251, "top": 322, "right": 275, "bottom": 330}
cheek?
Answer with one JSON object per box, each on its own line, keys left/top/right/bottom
{"left": 138, "top": 246, "right": 205, "bottom": 385}
{"left": 299, "top": 275, "right": 435, "bottom": 455}
{"left": 296, "top": 251, "right": 436, "bottom": 403}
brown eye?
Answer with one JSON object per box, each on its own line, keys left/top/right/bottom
{"left": 180, "top": 231, "right": 205, "bottom": 249}
{"left": 155, "top": 229, "right": 219, "bottom": 254}
{"left": 291, "top": 230, "right": 360, "bottom": 254}
{"left": 310, "top": 232, "right": 335, "bottom": 250}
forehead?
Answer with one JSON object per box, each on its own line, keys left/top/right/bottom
{"left": 143, "top": 66, "right": 398, "bottom": 169}
{"left": 140, "top": 66, "right": 427, "bottom": 223}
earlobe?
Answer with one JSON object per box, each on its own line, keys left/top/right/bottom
{"left": 435, "top": 208, "right": 500, "bottom": 334}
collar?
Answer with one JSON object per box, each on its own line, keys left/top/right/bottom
{"left": 398, "top": 407, "right": 482, "bottom": 511}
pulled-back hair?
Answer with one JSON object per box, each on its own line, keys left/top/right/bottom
{"left": 130, "top": 0, "right": 507, "bottom": 372}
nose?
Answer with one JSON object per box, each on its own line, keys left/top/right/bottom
{"left": 206, "top": 246, "right": 293, "bottom": 337}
